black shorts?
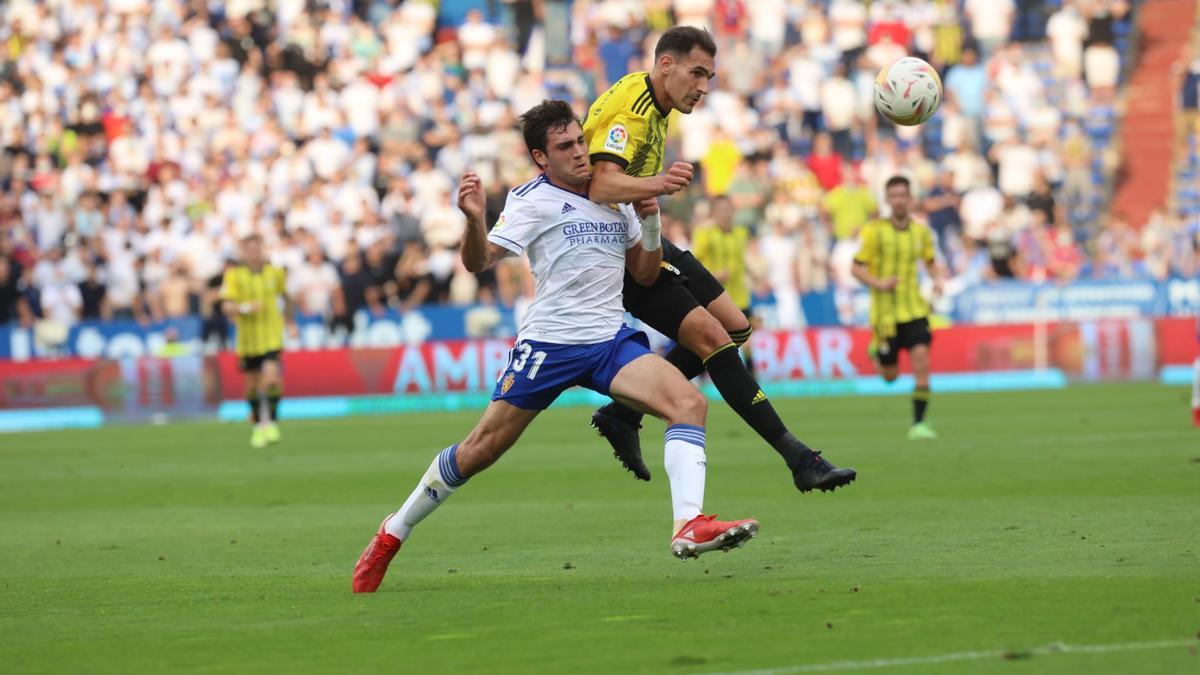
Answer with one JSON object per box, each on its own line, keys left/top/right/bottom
{"left": 238, "top": 350, "right": 282, "bottom": 373}
{"left": 875, "top": 318, "right": 932, "bottom": 367}
{"left": 621, "top": 240, "right": 727, "bottom": 341}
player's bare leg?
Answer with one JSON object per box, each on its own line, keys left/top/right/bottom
{"left": 703, "top": 291, "right": 753, "bottom": 346}
{"left": 597, "top": 299, "right": 855, "bottom": 492}
{"left": 1192, "top": 355, "right": 1200, "bottom": 427}
{"left": 259, "top": 359, "right": 283, "bottom": 444}
{"left": 353, "top": 401, "right": 540, "bottom": 592}
{"left": 908, "top": 344, "right": 937, "bottom": 440}
{"left": 609, "top": 353, "right": 758, "bottom": 560}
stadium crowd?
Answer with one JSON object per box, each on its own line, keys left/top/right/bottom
{"left": 1, "top": 0, "right": 1196, "bottom": 332}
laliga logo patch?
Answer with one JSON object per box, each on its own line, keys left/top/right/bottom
{"left": 604, "top": 125, "right": 629, "bottom": 153}
{"left": 501, "top": 372, "right": 516, "bottom": 394}
{"left": 494, "top": 213, "right": 506, "bottom": 230}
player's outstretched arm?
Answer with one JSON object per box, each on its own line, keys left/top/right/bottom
{"left": 588, "top": 160, "right": 693, "bottom": 205}
{"left": 851, "top": 261, "right": 897, "bottom": 292}
{"left": 219, "top": 272, "right": 259, "bottom": 320}
{"left": 458, "top": 172, "right": 510, "bottom": 273}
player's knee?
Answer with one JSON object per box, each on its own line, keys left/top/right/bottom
{"left": 678, "top": 309, "right": 730, "bottom": 355}
{"left": 667, "top": 384, "right": 707, "bottom": 425}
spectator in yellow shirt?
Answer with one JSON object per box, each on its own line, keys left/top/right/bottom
{"left": 692, "top": 196, "right": 750, "bottom": 312}
{"left": 822, "top": 165, "right": 878, "bottom": 241}
{"left": 701, "top": 128, "right": 742, "bottom": 197}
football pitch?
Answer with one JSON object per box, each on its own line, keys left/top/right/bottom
{"left": 1, "top": 382, "right": 1197, "bottom": 674}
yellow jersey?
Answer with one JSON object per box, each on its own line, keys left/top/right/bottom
{"left": 692, "top": 224, "right": 750, "bottom": 309}
{"left": 221, "top": 264, "right": 287, "bottom": 357}
{"left": 853, "top": 218, "right": 936, "bottom": 338}
{"left": 583, "top": 71, "right": 669, "bottom": 178}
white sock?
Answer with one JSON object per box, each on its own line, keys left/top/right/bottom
{"left": 1192, "top": 357, "right": 1200, "bottom": 409}
{"left": 384, "top": 444, "right": 468, "bottom": 540}
{"left": 664, "top": 424, "right": 707, "bottom": 524}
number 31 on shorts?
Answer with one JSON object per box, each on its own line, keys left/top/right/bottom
{"left": 508, "top": 343, "right": 547, "bottom": 380}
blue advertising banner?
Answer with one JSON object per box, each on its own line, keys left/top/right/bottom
{"left": 2, "top": 280, "right": 1195, "bottom": 361}
{"left": 950, "top": 279, "right": 1165, "bottom": 324}
{"left": 0, "top": 306, "right": 519, "bottom": 361}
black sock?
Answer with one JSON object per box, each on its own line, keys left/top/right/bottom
{"left": 913, "top": 386, "right": 930, "bottom": 424}
{"left": 704, "top": 345, "right": 812, "bottom": 467}
{"left": 728, "top": 325, "right": 755, "bottom": 373}
{"left": 266, "top": 384, "right": 282, "bottom": 422}
{"left": 247, "top": 395, "right": 261, "bottom": 423}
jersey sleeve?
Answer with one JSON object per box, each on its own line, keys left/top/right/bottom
{"left": 620, "top": 204, "right": 643, "bottom": 249}
{"left": 919, "top": 224, "right": 936, "bottom": 263}
{"left": 854, "top": 224, "right": 876, "bottom": 266}
{"left": 587, "top": 108, "right": 649, "bottom": 170}
{"left": 275, "top": 266, "right": 289, "bottom": 297}
{"left": 487, "top": 193, "right": 541, "bottom": 255}
{"left": 219, "top": 269, "right": 240, "bottom": 302}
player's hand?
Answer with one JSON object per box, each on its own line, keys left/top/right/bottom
{"left": 286, "top": 320, "right": 299, "bottom": 340}
{"left": 878, "top": 277, "right": 899, "bottom": 291}
{"left": 932, "top": 278, "right": 945, "bottom": 298}
{"left": 457, "top": 172, "right": 486, "bottom": 223}
{"left": 658, "top": 162, "right": 693, "bottom": 195}
{"left": 634, "top": 197, "right": 660, "bottom": 218}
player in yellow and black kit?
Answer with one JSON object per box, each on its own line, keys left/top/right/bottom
{"left": 853, "top": 176, "right": 946, "bottom": 440}
{"left": 583, "top": 26, "right": 855, "bottom": 493}
{"left": 221, "top": 233, "right": 296, "bottom": 448}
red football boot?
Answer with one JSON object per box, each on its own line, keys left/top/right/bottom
{"left": 352, "top": 515, "right": 403, "bottom": 593}
{"left": 670, "top": 514, "right": 759, "bottom": 560}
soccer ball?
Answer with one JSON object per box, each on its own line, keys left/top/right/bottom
{"left": 874, "top": 57, "right": 942, "bottom": 126}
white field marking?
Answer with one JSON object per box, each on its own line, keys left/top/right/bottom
{"left": 701, "top": 638, "right": 1197, "bottom": 675}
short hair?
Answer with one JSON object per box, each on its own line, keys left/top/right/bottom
{"left": 654, "top": 26, "right": 717, "bottom": 60}
{"left": 518, "top": 99, "right": 580, "bottom": 166}
{"left": 885, "top": 175, "right": 911, "bottom": 193}
{"left": 241, "top": 233, "right": 263, "bottom": 245}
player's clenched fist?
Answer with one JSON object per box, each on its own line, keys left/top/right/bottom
{"left": 457, "top": 172, "right": 485, "bottom": 222}
{"left": 657, "top": 161, "right": 694, "bottom": 195}
{"left": 634, "top": 197, "right": 660, "bottom": 218}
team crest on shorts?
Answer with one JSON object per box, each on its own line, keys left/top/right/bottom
{"left": 501, "top": 372, "right": 516, "bottom": 394}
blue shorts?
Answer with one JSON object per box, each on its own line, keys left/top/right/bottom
{"left": 491, "top": 326, "right": 651, "bottom": 410}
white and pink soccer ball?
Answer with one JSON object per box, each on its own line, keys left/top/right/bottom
{"left": 874, "top": 57, "right": 943, "bottom": 126}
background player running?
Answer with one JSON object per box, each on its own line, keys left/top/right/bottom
{"left": 582, "top": 26, "right": 856, "bottom": 492}
{"left": 852, "top": 175, "right": 947, "bottom": 440}
{"left": 352, "top": 101, "right": 758, "bottom": 593}
{"left": 220, "top": 233, "right": 295, "bottom": 448}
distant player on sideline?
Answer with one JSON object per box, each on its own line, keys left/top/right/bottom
{"left": 352, "top": 101, "right": 759, "bottom": 593}
{"left": 583, "top": 26, "right": 856, "bottom": 492}
{"left": 221, "top": 234, "right": 295, "bottom": 448}
{"left": 1192, "top": 317, "right": 1199, "bottom": 427}
{"left": 852, "top": 176, "right": 946, "bottom": 440}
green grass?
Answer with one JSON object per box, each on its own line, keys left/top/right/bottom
{"left": 1, "top": 383, "right": 1198, "bottom": 674}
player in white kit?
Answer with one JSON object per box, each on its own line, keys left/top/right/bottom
{"left": 352, "top": 101, "right": 758, "bottom": 592}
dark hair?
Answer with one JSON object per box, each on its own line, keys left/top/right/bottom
{"left": 885, "top": 175, "right": 911, "bottom": 193}
{"left": 519, "top": 99, "right": 579, "bottom": 167}
{"left": 654, "top": 26, "right": 717, "bottom": 60}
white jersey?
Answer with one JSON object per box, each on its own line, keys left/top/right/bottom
{"left": 488, "top": 174, "right": 642, "bottom": 344}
